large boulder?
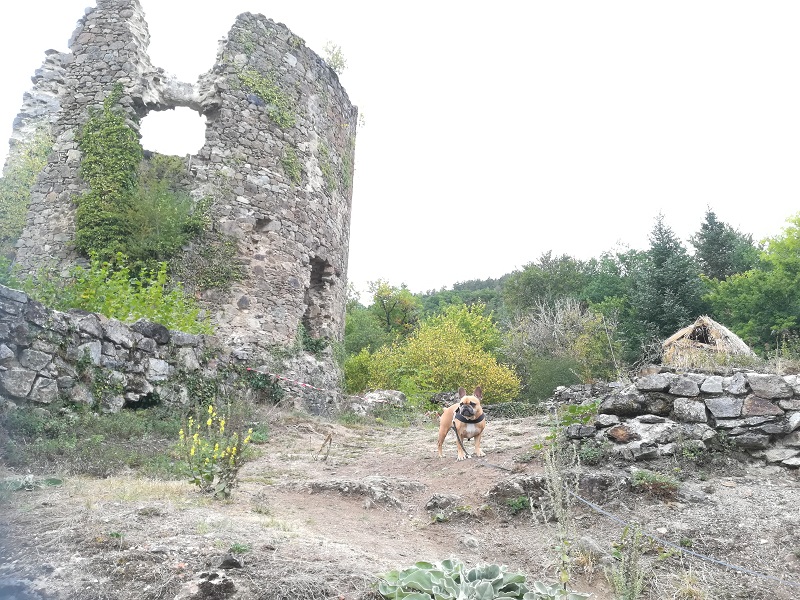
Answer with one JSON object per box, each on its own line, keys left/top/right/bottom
{"left": 350, "top": 390, "right": 406, "bottom": 416}
{"left": 599, "top": 385, "right": 648, "bottom": 416}
{"left": 673, "top": 398, "right": 708, "bottom": 423}
{"left": 746, "top": 374, "right": 793, "bottom": 399}
{"left": 705, "top": 396, "right": 743, "bottom": 419}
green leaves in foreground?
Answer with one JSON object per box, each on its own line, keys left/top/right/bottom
{"left": 377, "top": 560, "right": 588, "bottom": 600}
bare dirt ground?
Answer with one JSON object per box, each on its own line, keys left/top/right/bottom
{"left": 1, "top": 409, "right": 800, "bottom": 600}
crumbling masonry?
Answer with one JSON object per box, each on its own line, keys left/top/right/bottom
{"left": 6, "top": 0, "right": 358, "bottom": 361}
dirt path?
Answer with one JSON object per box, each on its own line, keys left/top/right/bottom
{"left": 1, "top": 412, "right": 799, "bottom": 599}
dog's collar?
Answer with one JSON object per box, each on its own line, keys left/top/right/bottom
{"left": 454, "top": 412, "right": 484, "bottom": 424}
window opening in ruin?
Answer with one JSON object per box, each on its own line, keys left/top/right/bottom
{"left": 302, "top": 257, "right": 334, "bottom": 340}
{"left": 255, "top": 217, "right": 272, "bottom": 232}
{"left": 139, "top": 107, "right": 206, "bottom": 156}
{"left": 688, "top": 325, "right": 711, "bottom": 345}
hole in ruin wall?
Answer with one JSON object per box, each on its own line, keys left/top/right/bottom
{"left": 139, "top": 108, "right": 207, "bottom": 157}
{"left": 303, "top": 256, "right": 336, "bottom": 340}
{"left": 3, "top": 0, "right": 358, "bottom": 387}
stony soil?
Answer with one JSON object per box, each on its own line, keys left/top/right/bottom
{"left": 1, "top": 409, "right": 800, "bottom": 600}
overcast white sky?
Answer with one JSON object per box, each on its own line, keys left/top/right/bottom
{"left": 2, "top": 2, "right": 800, "bottom": 299}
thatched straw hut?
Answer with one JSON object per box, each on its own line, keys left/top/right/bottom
{"left": 662, "top": 315, "right": 755, "bottom": 369}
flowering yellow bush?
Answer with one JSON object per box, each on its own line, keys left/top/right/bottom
{"left": 178, "top": 404, "right": 252, "bottom": 499}
{"left": 364, "top": 317, "right": 520, "bottom": 404}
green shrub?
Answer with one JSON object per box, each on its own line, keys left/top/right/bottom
{"left": 123, "top": 154, "right": 208, "bottom": 270}
{"left": 344, "top": 349, "right": 373, "bottom": 395}
{"left": 378, "top": 559, "right": 588, "bottom": 599}
{"left": 364, "top": 315, "right": 520, "bottom": 403}
{"left": 323, "top": 42, "right": 347, "bottom": 75}
{"left": 577, "top": 440, "right": 606, "bottom": 466}
{"left": 344, "top": 305, "right": 392, "bottom": 356}
{"left": 243, "top": 370, "right": 285, "bottom": 404}
{"left": 505, "top": 298, "right": 623, "bottom": 386}
{"left": 299, "top": 322, "right": 329, "bottom": 355}
{"left": 1, "top": 404, "right": 183, "bottom": 478}
{"left": 0, "top": 127, "right": 52, "bottom": 256}
{"left": 519, "top": 356, "right": 582, "bottom": 403}
{"left": 20, "top": 254, "right": 212, "bottom": 333}
{"left": 484, "top": 402, "right": 540, "bottom": 419}
{"left": 506, "top": 496, "right": 531, "bottom": 515}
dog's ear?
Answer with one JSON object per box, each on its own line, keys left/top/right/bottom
{"left": 473, "top": 386, "right": 483, "bottom": 399}
{"left": 458, "top": 387, "right": 466, "bottom": 398}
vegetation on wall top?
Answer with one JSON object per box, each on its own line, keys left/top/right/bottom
{"left": 237, "top": 68, "right": 295, "bottom": 129}
{"left": 75, "top": 85, "right": 208, "bottom": 271}
{"left": 10, "top": 253, "right": 212, "bottom": 334}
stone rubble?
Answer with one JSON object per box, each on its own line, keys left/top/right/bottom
{"left": 554, "top": 367, "right": 800, "bottom": 468}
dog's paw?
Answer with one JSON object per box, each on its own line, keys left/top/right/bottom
{"left": 475, "top": 450, "right": 486, "bottom": 457}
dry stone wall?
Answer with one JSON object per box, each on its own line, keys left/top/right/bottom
{"left": 555, "top": 369, "right": 800, "bottom": 468}
{"left": 7, "top": 0, "right": 357, "bottom": 364}
{"left": 0, "top": 283, "right": 341, "bottom": 415}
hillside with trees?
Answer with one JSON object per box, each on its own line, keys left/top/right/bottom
{"left": 344, "top": 208, "right": 798, "bottom": 402}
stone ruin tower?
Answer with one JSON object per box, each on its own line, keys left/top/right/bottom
{"left": 7, "top": 0, "right": 358, "bottom": 366}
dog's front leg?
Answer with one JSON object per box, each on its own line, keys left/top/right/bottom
{"left": 473, "top": 434, "right": 485, "bottom": 458}
{"left": 456, "top": 445, "right": 468, "bottom": 461}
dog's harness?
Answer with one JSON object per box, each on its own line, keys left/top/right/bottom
{"left": 450, "top": 409, "right": 485, "bottom": 458}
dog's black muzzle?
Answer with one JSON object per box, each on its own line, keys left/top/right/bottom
{"left": 457, "top": 404, "right": 475, "bottom": 418}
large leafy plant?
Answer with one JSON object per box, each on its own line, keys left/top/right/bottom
{"left": 377, "top": 560, "right": 588, "bottom": 600}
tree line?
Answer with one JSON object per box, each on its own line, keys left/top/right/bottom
{"left": 344, "top": 209, "right": 800, "bottom": 402}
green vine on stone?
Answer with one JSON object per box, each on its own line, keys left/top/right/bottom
{"left": 75, "top": 83, "right": 142, "bottom": 261}
{"left": 75, "top": 85, "right": 210, "bottom": 269}
{"left": 281, "top": 146, "right": 302, "bottom": 185}
{"left": 340, "top": 136, "right": 355, "bottom": 193}
{"left": 0, "top": 126, "right": 53, "bottom": 256}
{"left": 237, "top": 68, "right": 295, "bottom": 129}
{"left": 235, "top": 30, "right": 256, "bottom": 55}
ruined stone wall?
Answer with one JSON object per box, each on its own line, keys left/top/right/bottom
{"left": 7, "top": 0, "right": 357, "bottom": 363}
{"left": 0, "top": 283, "right": 341, "bottom": 415}
{"left": 11, "top": 0, "right": 155, "bottom": 269}
{"left": 554, "top": 369, "right": 800, "bottom": 468}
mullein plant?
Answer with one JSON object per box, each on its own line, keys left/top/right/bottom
{"left": 179, "top": 404, "right": 252, "bottom": 499}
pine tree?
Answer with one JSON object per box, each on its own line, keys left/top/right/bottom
{"left": 690, "top": 208, "right": 758, "bottom": 280}
{"left": 632, "top": 214, "right": 707, "bottom": 339}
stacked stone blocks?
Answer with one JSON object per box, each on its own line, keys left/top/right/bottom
{"left": 559, "top": 370, "right": 800, "bottom": 468}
